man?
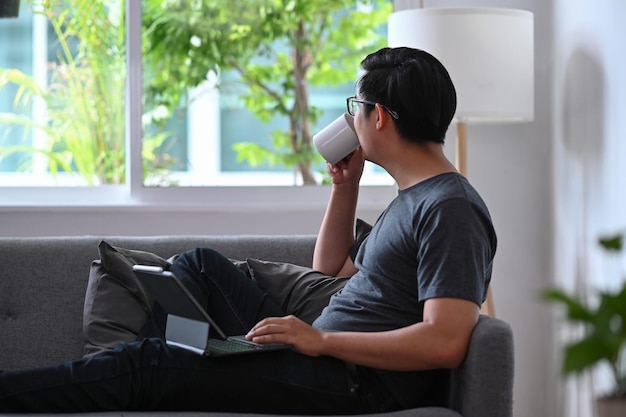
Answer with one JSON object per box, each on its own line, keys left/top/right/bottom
{"left": 0, "top": 47, "right": 496, "bottom": 413}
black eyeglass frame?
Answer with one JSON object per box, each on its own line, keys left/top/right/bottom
{"left": 346, "top": 96, "right": 399, "bottom": 120}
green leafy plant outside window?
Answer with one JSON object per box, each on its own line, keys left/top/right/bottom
{"left": 1, "top": 0, "right": 391, "bottom": 186}
{"left": 142, "top": 0, "right": 391, "bottom": 185}
{"left": 0, "top": 0, "right": 173, "bottom": 185}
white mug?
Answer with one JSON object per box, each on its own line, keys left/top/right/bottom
{"left": 313, "top": 113, "right": 359, "bottom": 164}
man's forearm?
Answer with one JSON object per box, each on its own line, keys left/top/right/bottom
{"left": 318, "top": 299, "right": 479, "bottom": 371}
{"left": 313, "top": 183, "right": 359, "bottom": 275}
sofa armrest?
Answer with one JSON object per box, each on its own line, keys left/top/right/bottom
{"left": 448, "top": 315, "right": 514, "bottom": 417}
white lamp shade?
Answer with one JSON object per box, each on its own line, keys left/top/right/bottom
{"left": 388, "top": 7, "right": 534, "bottom": 123}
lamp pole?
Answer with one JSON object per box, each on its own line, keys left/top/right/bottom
{"left": 455, "top": 121, "right": 496, "bottom": 316}
{"left": 455, "top": 121, "right": 468, "bottom": 176}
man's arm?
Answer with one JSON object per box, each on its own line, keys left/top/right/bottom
{"left": 248, "top": 297, "right": 479, "bottom": 371}
{"left": 312, "top": 148, "right": 364, "bottom": 277}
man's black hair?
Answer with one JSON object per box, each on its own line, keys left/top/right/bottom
{"left": 357, "top": 47, "right": 457, "bottom": 144}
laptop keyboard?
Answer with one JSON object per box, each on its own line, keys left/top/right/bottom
{"left": 207, "top": 337, "right": 262, "bottom": 353}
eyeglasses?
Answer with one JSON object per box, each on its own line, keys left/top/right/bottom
{"left": 346, "top": 96, "right": 399, "bottom": 119}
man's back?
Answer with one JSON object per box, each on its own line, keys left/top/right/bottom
{"left": 313, "top": 172, "right": 496, "bottom": 333}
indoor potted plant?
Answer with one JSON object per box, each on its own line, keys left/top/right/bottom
{"left": 543, "top": 234, "right": 626, "bottom": 417}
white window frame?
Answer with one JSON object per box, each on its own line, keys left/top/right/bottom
{"left": 0, "top": 1, "right": 397, "bottom": 211}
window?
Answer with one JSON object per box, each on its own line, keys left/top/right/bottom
{"left": 0, "top": 1, "right": 394, "bottom": 206}
{"left": 0, "top": 2, "right": 126, "bottom": 187}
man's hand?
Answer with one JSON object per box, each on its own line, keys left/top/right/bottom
{"left": 246, "top": 315, "right": 325, "bottom": 357}
{"left": 326, "top": 146, "right": 365, "bottom": 186}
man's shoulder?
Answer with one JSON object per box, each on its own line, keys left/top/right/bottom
{"left": 398, "top": 173, "right": 473, "bottom": 206}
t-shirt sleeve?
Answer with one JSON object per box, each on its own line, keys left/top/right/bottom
{"left": 416, "top": 198, "right": 495, "bottom": 306}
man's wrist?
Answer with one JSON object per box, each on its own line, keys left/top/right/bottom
{"left": 331, "top": 181, "right": 360, "bottom": 194}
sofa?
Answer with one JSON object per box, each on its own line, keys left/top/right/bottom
{"left": 0, "top": 235, "right": 514, "bottom": 417}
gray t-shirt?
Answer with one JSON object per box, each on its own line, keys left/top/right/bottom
{"left": 312, "top": 172, "right": 497, "bottom": 409}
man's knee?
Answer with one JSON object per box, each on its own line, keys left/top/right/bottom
{"left": 175, "top": 247, "right": 227, "bottom": 271}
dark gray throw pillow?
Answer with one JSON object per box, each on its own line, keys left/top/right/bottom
{"left": 83, "top": 243, "right": 354, "bottom": 356}
{"left": 246, "top": 258, "right": 349, "bottom": 324}
{"left": 82, "top": 241, "right": 172, "bottom": 357}
{"left": 350, "top": 218, "right": 373, "bottom": 262}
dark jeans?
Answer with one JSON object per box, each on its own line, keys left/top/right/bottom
{"left": 0, "top": 248, "right": 394, "bottom": 413}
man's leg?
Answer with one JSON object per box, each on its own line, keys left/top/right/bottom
{"left": 172, "top": 247, "right": 285, "bottom": 335}
{"left": 138, "top": 247, "right": 284, "bottom": 339}
{"left": 0, "top": 337, "right": 376, "bottom": 414}
{"left": 0, "top": 247, "right": 390, "bottom": 414}
{"left": 0, "top": 339, "right": 172, "bottom": 412}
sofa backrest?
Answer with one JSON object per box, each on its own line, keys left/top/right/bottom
{"left": 0, "top": 236, "right": 316, "bottom": 371}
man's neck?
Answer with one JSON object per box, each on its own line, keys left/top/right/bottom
{"left": 384, "top": 142, "right": 457, "bottom": 190}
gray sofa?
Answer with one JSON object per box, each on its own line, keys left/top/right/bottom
{"left": 0, "top": 235, "right": 514, "bottom": 417}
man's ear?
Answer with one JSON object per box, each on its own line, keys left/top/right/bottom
{"left": 374, "top": 103, "right": 389, "bottom": 130}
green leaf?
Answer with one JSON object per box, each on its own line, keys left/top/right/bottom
{"left": 542, "top": 289, "right": 595, "bottom": 322}
{"left": 600, "top": 234, "right": 624, "bottom": 252}
{"left": 563, "top": 336, "right": 616, "bottom": 374}
{"left": 232, "top": 142, "right": 275, "bottom": 167}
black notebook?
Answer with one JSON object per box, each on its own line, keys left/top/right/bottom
{"left": 133, "top": 265, "right": 290, "bottom": 356}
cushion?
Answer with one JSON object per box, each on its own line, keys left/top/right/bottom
{"left": 82, "top": 241, "right": 172, "bottom": 357}
{"left": 350, "top": 218, "right": 373, "bottom": 261}
{"left": 246, "top": 258, "right": 349, "bottom": 324}
{"left": 83, "top": 239, "right": 358, "bottom": 356}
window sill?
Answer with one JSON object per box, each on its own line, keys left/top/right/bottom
{"left": 0, "top": 184, "right": 398, "bottom": 211}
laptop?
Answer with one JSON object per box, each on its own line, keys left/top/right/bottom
{"left": 132, "top": 264, "right": 291, "bottom": 357}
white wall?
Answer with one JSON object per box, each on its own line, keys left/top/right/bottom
{"left": 0, "top": 204, "right": 387, "bottom": 237}
{"left": 551, "top": 1, "right": 626, "bottom": 416}
{"left": 9, "top": 1, "right": 624, "bottom": 417}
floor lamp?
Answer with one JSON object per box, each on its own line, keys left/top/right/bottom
{"left": 388, "top": 6, "right": 534, "bottom": 316}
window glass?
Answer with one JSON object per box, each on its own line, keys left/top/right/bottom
{"left": 0, "top": 8, "right": 34, "bottom": 177}
{"left": 0, "top": 1, "right": 126, "bottom": 186}
{"left": 0, "top": 1, "right": 393, "bottom": 189}
{"left": 141, "top": 0, "right": 393, "bottom": 187}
